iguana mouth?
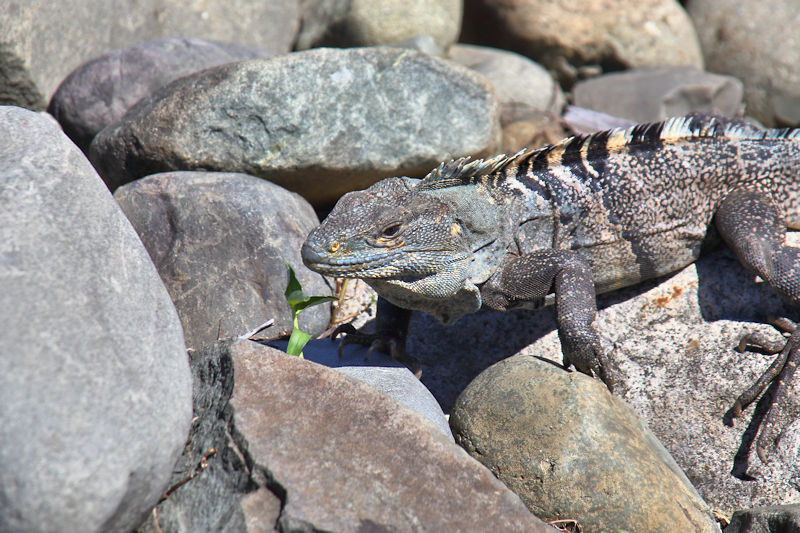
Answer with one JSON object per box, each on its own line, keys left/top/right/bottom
{"left": 301, "top": 242, "right": 407, "bottom": 278}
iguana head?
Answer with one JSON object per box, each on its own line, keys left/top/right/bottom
{"left": 301, "top": 176, "right": 472, "bottom": 284}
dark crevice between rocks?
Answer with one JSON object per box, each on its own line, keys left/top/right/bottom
{"left": 134, "top": 341, "right": 264, "bottom": 532}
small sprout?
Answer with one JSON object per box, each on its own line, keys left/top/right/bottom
{"left": 285, "top": 263, "right": 336, "bottom": 357}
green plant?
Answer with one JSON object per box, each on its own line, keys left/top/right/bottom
{"left": 284, "top": 263, "right": 336, "bottom": 357}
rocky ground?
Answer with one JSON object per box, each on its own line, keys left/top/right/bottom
{"left": 2, "top": 1, "right": 800, "bottom": 532}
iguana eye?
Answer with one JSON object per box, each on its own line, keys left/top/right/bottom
{"left": 381, "top": 223, "right": 402, "bottom": 238}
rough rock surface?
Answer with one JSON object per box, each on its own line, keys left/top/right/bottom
{"left": 384, "top": 240, "right": 800, "bottom": 518}
{"left": 0, "top": 0, "right": 299, "bottom": 110}
{"left": 447, "top": 44, "right": 565, "bottom": 113}
{"left": 687, "top": 0, "right": 800, "bottom": 126}
{"left": 114, "top": 171, "right": 331, "bottom": 351}
{"left": 270, "top": 338, "right": 454, "bottom": 440}
{"left": 90, "top": 47, "right": 500, "bottom": 203}
{"left": 296, "top": 0, "right": 462, "bottom": 50}
{"left": 497, "top": 104, "right": 570, "bottom": 154}
{"left": 48, "top": 38, "right": 274, "bottom": 152}
{"left": 137, "top": 341, "right": 554, "bottom": 532}
{"left": 0, "top": 106, "right": 192, "bottom": 532}
{"left": 726, "top": 504, "right": 800, "bottom": 533}
{"left": 450, "top": 355, "right": 720, "bottom": 532}
{"left": 461, "top": 0, "right": 703, "bottom": 88}
{"left": 572, "top": 66, "right": 744, "bottom": 123}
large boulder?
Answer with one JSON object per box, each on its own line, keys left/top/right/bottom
{"left": 114, "top": 171, "right": 331, "bottom": 351}
{"left": 48, "top": 38, "right": 274, "bottom": 152}
{"left": 572, "top": 66, "right": 743, "bottom": 123}
{"left": 296, "top": 0, "right": 462, "bottom": 50}
{"left": 461, "top": 0, "right": 703, "bottom": 88}
{"left": 89, "top": 47, "right": 500, "bottom": 203}
{"left": 447, "top": 44, "right": 565, "bottom": 113}
{"left": 136, "top": 341, "right": 555, "bottom": 532}
{"left": 450, "top": 355, "right": 720, "bottom": 532}
{"left": 687, "top": 0, "right": 800, "bottom": 126}
{"left": 0, "top": 0, "right": 299, "bottom": 110}
{"left": 0, "top": 106, "right": 192, "bottom": 532}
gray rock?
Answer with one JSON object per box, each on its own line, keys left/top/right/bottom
{"left": 572, "top": 66, "right": 744, "bottom": 123}
{"left": 0, "top": 0, "right": 299, "bottom": 110}
{"left": 687, "top": 0, "right": 800, "bottom": 126}
{"left": 270, "top": 338, "right": 454, "bottom": 440}
{"left": 0, "top": 106, "right": 192, "bottom": 532}
{"left": 397, "top": 242, "right": 800, "bottom": 518}
{"left": 562, "top": 105, "right": 637, "bottom": 135}
{"left": 725, "top": 504, "right": 800, "bottom": 533}
{"left": 388, "top": 34, "right": 446, "bottom": 57}
{"left": 113, "top": 171, "right": 331, "bottom": 352}
{"left": 447, "top": 44, "right": 565, "bottom": 113}
{"left": 90, "top": 47, "right": 500, "bottom": 203}
{"left": 138, "top": 340, "right": 555, "bottom": 532}
{"left": 296, "top": 0, "right": 462, "bottom": 50}
{"left": 48, "top": 38, "right": 275, "bottom": 153}
{"left": 461, "top": 0, "right": 703, "bottom": 88}
{"left": 450, "top": 354, "right": 720, "bottom": 532}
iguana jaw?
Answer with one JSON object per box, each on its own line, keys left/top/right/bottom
{"left": 301, "top": 237, "right": 469, "bottom": 280}
{"left": 300, "top": 241, "right": 405, "bottom": 278}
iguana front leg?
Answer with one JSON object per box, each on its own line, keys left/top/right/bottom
{"left": 715, "top": 188, "right": 800, "bottom": 461}
{"left": 480, "top": 249, "right": 616, "bottom": 390}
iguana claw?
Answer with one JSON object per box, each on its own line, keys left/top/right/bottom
{"left": 727, "top": 317, "right": 800, "bottom": 463}
{"left": 331, "top": 322, "right": 421, "bottom": 377}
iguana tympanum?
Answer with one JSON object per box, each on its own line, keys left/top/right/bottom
{"left": 301, "top": 113, "right": 800, "bottom": 460}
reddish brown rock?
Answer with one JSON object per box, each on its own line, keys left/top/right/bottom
{"left": 462, "top": 0, "right": 703, "bottom": 88}
{"left": 138, "top": 340, "right": 554, "bottom": 532}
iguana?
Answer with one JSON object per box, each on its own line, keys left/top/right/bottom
{"left": 301, "top": 113, "right": 800, "bottom": 460}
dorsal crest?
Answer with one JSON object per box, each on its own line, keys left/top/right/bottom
{"left": 416, "top": 151, "right": 527, "bottom": 191}
{"left": 414, "top": 113, "right": 800, "bottom": 192}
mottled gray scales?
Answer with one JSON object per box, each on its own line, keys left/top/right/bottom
{"left": 302, "top": 112, "right": 800, "bottom": 460}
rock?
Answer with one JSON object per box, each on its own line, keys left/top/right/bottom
{"left": 270, "top": 338, "right": 454, "bottom": 440}
{"left": 398, "top": 243, "right": 800, "bottom": 517}
{"left": 113, "top": 171, "right": 331, "bottom": 352}
{"left": 0, "top": 0, "right": 299, "bottom": 110}
{"left": 447, "top": 44, "right": 565, "bottom": 114}
{"left": 572, "top": 66, "right": 744, "bottom": 123}
{"left": 0, "top": 106, "right": 192, "bottom": 531}
{"left": 498, "top": 104, "right": 570, "bottom": 154}
{"left": 562, "top": 105, "right": 637, "bottom": 135}
{"left": 90, "top": 47, "right": 500, "bottom": 203}
{"left": 450, "top": 354, "right": 720, "bottom": 532}
{"left": 725, "top": 504, "right": 800, "bottom": 533}
{"left": 687, "top": 0, "right": 800, "bottom": 126}
{"left": 48, "top": 38, "right": 274, "bottom": 153}
{"left": 388, "top": 34, "right": 446, "bottom": 57}
{"left": 461, "top": 0, "right": 703, "bottom": 88}
{"left": 137, "top": 340, "right": 554, "bottom": 532}
{"left": 296, "top": 0, "right": 462, "bottom": 50}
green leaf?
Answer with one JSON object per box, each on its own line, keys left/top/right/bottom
{"left": 283, "top": 263, "right": 336, "bottom": 357}
{"left": 286, "top": 328, "right": 312, "bottom": 357}
{"left": 293, "top": 294, "right": 337, "bottom": 312}
{"left": 284, "top": 263, "right": 306, "bottom": 307}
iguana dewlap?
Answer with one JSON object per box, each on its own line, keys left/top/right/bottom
{"left": 302, "top": 113, "right": 800, "bottom": 460}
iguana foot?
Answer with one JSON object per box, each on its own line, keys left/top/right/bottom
{"left": 331, "top": 323, "right": 421, "bottom": 377}
{"left": 561, "top": 332, "right": 619, "bottom": 393}
{"left": 727, "top": 318, "right": 800, "bottom": 463}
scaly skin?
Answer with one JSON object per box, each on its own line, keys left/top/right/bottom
{"left": 302, "top": 113, "right": 800, "bottom": 462}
